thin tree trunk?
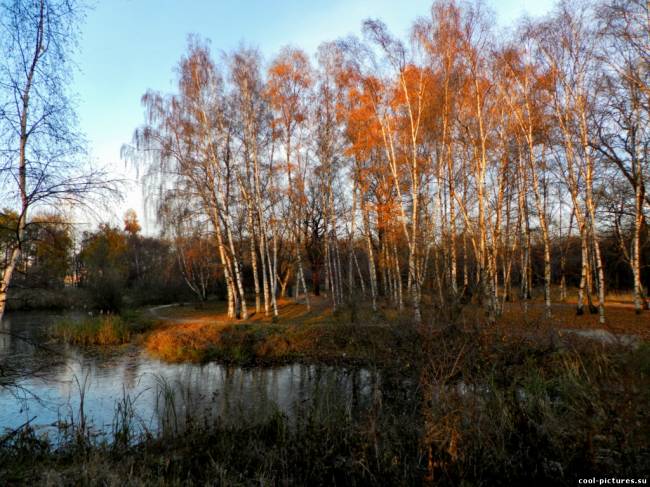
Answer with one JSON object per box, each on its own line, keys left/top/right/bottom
{"left": 224, "top": 218, "right": 248, "bottom": 320}
{"left": 268, "top": 223, "right": 279, "bottom": 318}
{"left": 632, "top": 177, "right": 646, "bottom": 313}
{"left": 297, "top": 251, "right": 310, "bottom": 310}
{"left": 353, "top": 251, "right": 366, "bottom": 297}
{"left": 392, "top": 241, "right": 403, "bottom": 311}
{"left": 577, "top": 232, "right": 588, "bottom": 315}
{"left": 335, "top": 239, "right": 344, "bottom": 305}
{"left": 363, "top": 205, "right": 378, "bottom": 311}
{"left": 592, "top": 232, "right": 606, "bottom": 324}
{"left": 325, "top": 240, "right": 336, "bottom": 310}
{"left": 248, "top": 210, "right": 261, "bottom": 314}
{"left": 529, "top": 154, "right": 552, "bottom": 319}
{"left": 0, "top": 2, "right": 43, "bottom": 321}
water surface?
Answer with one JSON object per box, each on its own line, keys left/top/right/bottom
{"left": 0, "top": 311, "right": 383, "bottom": 442}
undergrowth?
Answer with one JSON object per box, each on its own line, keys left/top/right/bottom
{"left": 51, "top": 311, "right": 155, "bottom": 346}
{"left": 2, "top": 320, "right": 648, "bottom": 485}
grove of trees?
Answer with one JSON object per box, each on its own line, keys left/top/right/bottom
{"left": 1, "top": 0, "right": 647, "bottom": 326}
{"left": 0, "top": 208, "right": 196, "bottom": 311}
{"left": 122, "top": 0, "right": 649, "bottom": 324}
{"left": 75, "top": 212, "right": 195, "bottom": 311}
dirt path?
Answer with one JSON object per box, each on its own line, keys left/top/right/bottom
{"left": 148, "top": 303, "right": 179, "bottom": 319}
{"left": 557, "top": 328, "right": 641, "bottom": 347}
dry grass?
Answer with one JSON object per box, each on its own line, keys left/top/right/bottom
{"left": 145, "top": 321, "right": 224, "bottom": 361}
{"left": 145, "top": 297, "right": 416, "bottom": 364}
{"left": 146, "top": 319, "right": 415, "bottom": 365}
{"left": 6, "top": 322, "right": 649, "bottom": 486}
{"left": 418, "top": 326, "right": 650, "bottom": 484}
{"left": 5, "top": 294, "right": 650, "bottom": 485}
{"left": 52, "top": 312, "right": 155, "bottom": 347}
{"left": 53, "top": 315, "right": 132, "bottom": 346}
{"left": 145, "top": 292, "right": 650, "bottom": 364}
{"left": 455, "top": 302, "right": 650, "bottom": 341}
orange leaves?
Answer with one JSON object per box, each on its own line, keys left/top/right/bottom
{"left": 374, "top": 200, "right": 401, "bottom": 233}
{"left": 123, "top": 209, "right": 141, "bottom": 235}
{"left": 268, "top": 49, "right": 312, "bottom": 89}
{"left": 338, "top": 73, "right": 385, "bottom": 164}
{"left": 178, "top": 39, "right": 221, "bottom": 105}
{"left": 266, "top": 47, "right": 313, "bottom": 136}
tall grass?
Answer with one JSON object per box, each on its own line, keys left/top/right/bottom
{"left": 52, "top": 312, "right": 154, "bottom": 346}
{"left": 0, "top": 362, "right": 423, "bottom": 485}
{"left": 3, "top": 321, "right": 648, "bottom": 485}
{"left": 420, "top": 328, "right": 650, "bottom": 485}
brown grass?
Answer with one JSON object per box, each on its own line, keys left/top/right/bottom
{"left": 456, "top": 302, "right": 650, "bottom": 341}
{"left": 145, "top": 294, "right": 650, "bottom": 364}
{"left": 145, "top": 297, "right": 416, "bottom": 364}
{"left": 145, "top": 321, "right": 224, "bottom": 361}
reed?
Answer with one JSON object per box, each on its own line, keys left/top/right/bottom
{"left": 52, "top": 313, "right": 154, "bottom": 346}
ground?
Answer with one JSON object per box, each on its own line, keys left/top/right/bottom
{"left": 142, "top": 291, "right": 648, "bottom": 365}
{"left": 144, "top": 296, "right": 417, "bottom": 364}
{"left": 466, "top": 301, "right": 650, "bottom": 340}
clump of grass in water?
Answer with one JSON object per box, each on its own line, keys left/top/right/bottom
{"left": 52, "top": 313, "right": 153, "bottom": 346}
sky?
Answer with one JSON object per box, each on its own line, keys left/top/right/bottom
{"left": 72, "top": 0, "right": 556, "bottom": 233}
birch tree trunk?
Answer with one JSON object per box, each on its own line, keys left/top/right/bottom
{"left": 0, "top": 1, "right": 42, "bottom": 320}
{"left": 632, "top": 172, "right": 646, "bottom": 313}
{"left": 363, "top": 203, "right": 378, "bottom": 311}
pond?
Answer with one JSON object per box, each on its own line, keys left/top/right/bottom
{"left": 0, "top": 311, "right": 387, "bottom": 444}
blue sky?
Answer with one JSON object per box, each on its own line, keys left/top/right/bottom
{"left": 72, "top": 0, "right": 555, "bottom": 231}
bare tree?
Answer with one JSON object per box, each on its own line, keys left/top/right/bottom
{"left": 0, "top": 0, "right": 115, "bottom": 319}
{"left": 535, "top": 1, "right": 607, "bottom": 322}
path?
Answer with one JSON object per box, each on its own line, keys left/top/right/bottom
{"left": 557, "top": 329, "right": 641, "bottom": 348}
{"left": 147, "top": 303, "right": 216, "bottom": 324}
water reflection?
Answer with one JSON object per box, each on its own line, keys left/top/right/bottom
{"left": 0, "top": 312, "right": 382, "bottom": 443}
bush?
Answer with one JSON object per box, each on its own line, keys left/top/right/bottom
{"left": 87, "top": 274, "right": 124, "bottom": 313}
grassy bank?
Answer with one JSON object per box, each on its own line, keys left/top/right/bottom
{"left": 1, "top": 328, "right": 648, "bottom": 485}
{"left": 144, "top": 295, "right": 650, "bottom": 365}
{"left": 145, "top": 298, "right": 420, "bottom": 365}
{"left": 51, "top": 312, "right": 156, "bottom": 346}
{"left": 146, "top": 320, "right": 419, "bottom": 365}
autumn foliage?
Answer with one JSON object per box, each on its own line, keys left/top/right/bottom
{"left": 125, "top": 0, "right": 650, "bottom": 329}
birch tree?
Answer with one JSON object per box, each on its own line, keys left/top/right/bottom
{"left": 0, "top": 0, "right": 114, "bottom": 319}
